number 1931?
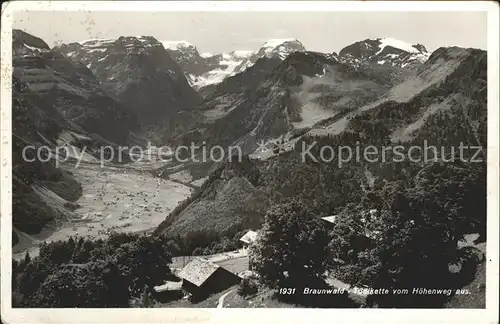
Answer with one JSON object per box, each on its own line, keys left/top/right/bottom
{"left": 278, "top": 288, "right": 296, "bottom": 295}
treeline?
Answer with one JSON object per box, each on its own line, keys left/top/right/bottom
{"left": 249, "top": 159, "right": 485, "bottom": 308}
{"left": 12, "top": 227, "right": 257, "bottom": 307}
{"left": 12, "top": 233, "right": 175, "bottom": 307}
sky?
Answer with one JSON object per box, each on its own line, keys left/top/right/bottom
{"left": 13, "top": 11, "right": 487, "bottom": 54}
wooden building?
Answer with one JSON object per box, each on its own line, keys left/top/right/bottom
{"left": 239, "top": 230, "right": 258, "bottom": 247}
{"left": 177, "top": 258, "right": 241, "bottom": 301}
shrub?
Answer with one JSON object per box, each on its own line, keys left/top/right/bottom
{"left": 237, "top": 278, "right": 258, "bottom": 296}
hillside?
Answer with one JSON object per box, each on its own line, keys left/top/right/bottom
{"left": 172, "top": 50, "right": 400, "bottom": 159}
{"left": 13, "top": 29, "right": 138, "bottom": 144}
{"left": 161, "top": 38, "right": 306, "bottom": 90}
{"left": 338, "top": 37, "right": 430, "bottom": 69}
{"left": 156, "top": 45, "right": 487, "bottom": 301}
{"left": 55, "top": 36, "right": 200, "bottom": 143}
{"left": 9, "top": 27, "right": 488, "bottom": 310}
{"left": 12, "top": 30, "right": 140, "bottom": 242}
{"left": 12, "top": 76, "right": 83, "bottom": 242}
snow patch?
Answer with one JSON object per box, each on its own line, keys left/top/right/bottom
{"left": 375, "top": 38, "right": 421, "bottom": 56}
{"left": 161, "top": 40, "right": 193, "bottom": 50}
{"left": 86, "top": 48, "right": 106, "bottom": 53}
{"left": 190, "top": 55, "right": 248, "bottom": 88}
{"left": 23, "top": 43, "right": 48, "bottom": 52}
{"left": 230, "top": 50, "right": 253, "bottom": 58}
{"left": 262, "top": 38, "right": 299, "bottom": 51}
{"left": 78, "top": 38, "right": 114, "bottom": 45}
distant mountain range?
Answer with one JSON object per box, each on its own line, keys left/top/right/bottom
{"left": 158, "top": 37, "right": 430, "bottom": 89}
{"left": 54, "top": 35, "right": 433, "bottom": 93}
{"left": 55, "top": 36, "right": 200, "bottom": 144}
{"left": 12, "top": 28, "right": 486, "bottom": 246}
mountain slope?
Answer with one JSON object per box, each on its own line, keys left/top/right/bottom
{"left": 175, "top": 50, "right": 394, "bottom": 157}
{"left": 162, "top": 41, "right": 253, "bottom": 89}
{"left": 56, "top": 36, "right": 201, "bottom": 143}
{"left": 155, "top": 45, "right": 487, "bottom": 250}
{"left": 13, "top": 29, "right": 138, "bottom": 145}
{"left": 232, "top": 38, "right": 307, "bottom": 75}
{"left": 12, "top": 76, "right": 83, "bottom": 243}
{"left": 11, "top": 30, "right": 140, "bottom": 245}
{"left": 164, "top": 38, "right": 307, "bottom": 91}
{"left": 338, "top": 37, "right": 430, "bottom": 69}
{"left": 311, "top": 46, "right": 484, "bottom": 138}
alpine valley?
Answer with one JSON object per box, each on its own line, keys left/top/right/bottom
{"left": 11, "top": 30, "right": 487, "bottom": 309}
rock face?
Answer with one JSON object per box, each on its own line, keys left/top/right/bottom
{"left": 175, "top": 50, "right": 392, "bottom": 156}
{"left": 174, "top": 41, "right": 485, "bottom": 161}
{"left": 12, "top": 74, "right": 83, "bottom": 238}
{"left": 12, "top": 29, "right": 486, "bottom": 257}
{"left": 338, "top": 37, "right": 431, "bottom": 69}
{"left": 162, "top": 38, "right": 306, "bottom": 90}
{"left": 13, "top": 29, "right": 138, "bottom": 145}
{"left": 56, "top": 36, "right": 200, "bottom": 143}
{"left": 163, "top": 40, "right": 254, "bottom": 89}
{"left": 152, "top": 37, "right": 432, "bottom": 92}
{"left": 252, "top": 38, "right": 307, "bottom": 61}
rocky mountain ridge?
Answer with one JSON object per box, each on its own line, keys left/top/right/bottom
{"left": 159, "top": 38, "right": 306, "bottom": 89}
{"left": 55, "top": 36, "right": 200, "bottom": 143}
{"left": 338, "top": 37, "right": 431, "bottom": 69}
{"left": 160, "top": 37, "right": 430, "bottom": 90}
{"left": 12, "top": 29, "right": 486, "bottom": 251}
{"left": 13, "top": 30, "right": 139, "bottom": 145}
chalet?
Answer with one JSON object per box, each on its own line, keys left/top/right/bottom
{"left": 239, "top": 230, "right": 258, "bottom": 247}
{"left": 321, "top": 215, "right": 337, "bottom": 229}
{"left": 177, "top": 258, "right": 241, "bottom": 301}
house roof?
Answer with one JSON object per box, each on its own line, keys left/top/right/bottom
{"left": 321, "top": 215, "right": 337, "bottom": 224}
{"left": 240, "top": 230, "right": 258, "bottom": 244}
{"left": 177, "top": 258, "right": 221, "bottom": 287}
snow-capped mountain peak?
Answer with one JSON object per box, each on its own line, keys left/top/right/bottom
{"left": 161, "top": 40, "right": 195, "bottom": 51}
{"left": 261, "top": 38, "right": 300, "bottom": 48}
{"left": 161, "top": 44, "right": 256, "bottom": 89}
{"left": 77, "top": 38, "right": 115, "bottom": 45}
{"left": 374, "top": 37, "right": 423, "bottom": 55}
{"left": 257, "top": 38, "right": 305, "bottom": 59}
{"left": 166, "top": 39, "right": 306, "bottom": 89}
{"left": 338, "top": 37, "right": 430, "bottom": 69}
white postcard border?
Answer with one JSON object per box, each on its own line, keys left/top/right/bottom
{"left": 1, "top": 2, "right": 498, "bottom": 324}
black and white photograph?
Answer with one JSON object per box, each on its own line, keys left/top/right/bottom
{"left": 0, "top": 1, "right": 498, "bottom": 323}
